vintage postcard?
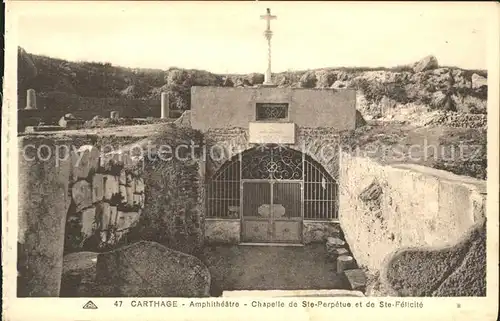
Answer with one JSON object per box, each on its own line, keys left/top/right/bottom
{"left": 2, "top": 1, "right": 499, "bottom": 321}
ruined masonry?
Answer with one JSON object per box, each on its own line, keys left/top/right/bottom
{"left": 68, "top": 145, "right": 146, "bottom": 250}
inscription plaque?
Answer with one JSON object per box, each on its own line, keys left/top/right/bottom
{"left": 249, "top": 122, "right": 295, "bottom": 144}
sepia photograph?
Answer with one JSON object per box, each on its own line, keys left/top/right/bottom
{"left": 3, "top": 1, "right": 498, "bottom": 315}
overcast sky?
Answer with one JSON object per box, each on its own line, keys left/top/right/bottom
{"left": 15, "top": 1, "right": 492, "bottom": 73}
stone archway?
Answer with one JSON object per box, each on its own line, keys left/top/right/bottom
{"left": 206, "top": 144, "right": 338, "bottom": 244}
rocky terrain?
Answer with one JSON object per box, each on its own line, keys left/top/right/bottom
{"left": 18, "top": 48, "right": 487, "bottom": 129}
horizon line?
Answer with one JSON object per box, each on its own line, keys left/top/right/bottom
{"left": 20, "top": 47, "right": 488, "bottom": 75}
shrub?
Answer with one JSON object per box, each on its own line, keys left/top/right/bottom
{"left": 316, "top": 70, "right": 336, "bottom": 88}
{"left": 125, "top": 126, "right": 205, "bottom": 257}
{"left": 299, "top": 71, "right": 317, "bottom": 88}
{"left": 350, "top": 78, "right": 386, "bottom": 103}
{"left": 385, "top": 83, "right": 410, "bottom": 104}
{"left": 246, "top": 73, "right": 265, "bottom": 85}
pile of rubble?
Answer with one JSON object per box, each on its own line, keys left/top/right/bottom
{"left": 24, "top": 113, "right": 86, "bottom": 132}
{"left": 414, "top": 111, "right": 487, "bottom": 128}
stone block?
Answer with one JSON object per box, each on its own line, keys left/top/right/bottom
{"left": 109, "top": 206, "right": 118, "bottom": 227}
{"left": 126, "top": 186, "right": 134, "bottom": 206}
{"left": 72, "top": 180, "right": 92, "bottom": 212}
{"left": 337, "top": 255, "right": 356, "bottom": 273}
{"left": 471, "top": 73, "right": 487, "bottom": 89}
{"left": 26, "top": 88, "right": 37, "bottom": 109}
{"left": 116, "top": 211, "right": 126, "bottom": 230}
{"left": 303, "top": 222, "right": 341, "bottom": 244}
{"left": 72, "top": 145, "right": 100, "bottom": 181}
{"left": 115, "top": 230, "right": 124, "bottom": 243}
{"left": 99, "top": 154, "right": 114, "bottom": 172}
{"left": 18, "top": 136, "right": 72, "bottom": 297}
{"left": 92, "top": 173, "right": 104, "bottom": 203}
{"left": 205, "top": 220, "right": 241, "bottom": 244}
{"left": 101, "top": 151, "right": 134, "bottom": 170}
{"left": 100, "top": 231, "right": 108, "bottom": 244}
{"left": 60, "top": 252, "right": 98, "bottom": 297}
{"left": 116, "top": 211, "right": 140, "bottom": 230}
{"left": 81, "top": 207, "right": 96, "bottom": 238}
{"left": 95, "top": 241, "right": 211, "bottom": 297}
{"left": 326, "top": 237, "right": 345, "bottom": 253}
{"left": 133, "top": 194, "right": 144, "bottom": 208}
{"left": 126, "top": 173, "right": 133, "bottom": 185}
{"left": 413, "top": 55, "right": 438, "bottom": 73}
{"left": 122, "top": 153, "right": 134, "bottom": 168}
{"left": 119, "top": 170, "right": 126, "bottom": 185}
{"left": 161, "top": 92, "right": 169, "bottom": 119}
{"left": 134, "top": 178, "right": 145, "bottom": 193}
{"left": 335, "top": 248, "right": 349, "bottom": 256}
{"left": 344, "top": 269, "right": 367, "bottom": 292}
{"left": 100, "top": 152, "right": 125, "bottom": 171}
{"left": 103, "top": 175, "right": 119, "bottom": 201}
{"left": 327, "top": 247, "right": 349, "bottom": 261}
{"left": 119, "top": 185, "right": 128, "bottom": 204}
{"left": 96, "top": 202, "right": 111, "bottom": 229}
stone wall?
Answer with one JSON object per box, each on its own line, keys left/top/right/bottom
{"left": 202, "top": 127, "right": 348, "bottom": 245}
{"left": 190, "top": 87, "right": 356, "bottom": 132}
{"left": 18, "top": 136, "right": 73, "bottom": 296}
{"left": 338, "top": 152, "right": 487, "bottom": 295}
{"left": 18, "top": 93, "right": 160, "bottom": 132}
{"left": 125, "top": 126, "right": 206, "bottom": 257}
{"left": 205, "top": 220, "right": 241, "bottom": 244}
{"left": 64, "top": 146, "right": 146, "bottom": 253}
{"left": 18, "top": 126, "right": 206, "bottom": 296}
{"left": 18, "top": 136, "right": 145, "bottom": 296}
{"left": 204, "top": 220, "right": 340, "bottom": 245}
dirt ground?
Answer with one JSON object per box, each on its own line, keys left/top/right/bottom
{"left": 202, "top": 244, "right": 348, "bottom": 295}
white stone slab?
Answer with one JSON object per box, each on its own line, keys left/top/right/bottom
{"left": 223, "top": 289, "right": 365, "bottom": 297}
{"left": 249, "top": 122, "right": 295, "bottom": 144}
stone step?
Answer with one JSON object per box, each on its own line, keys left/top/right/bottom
{"left": 327, "top": 247, "right": 350, "bottom": 261}
{"left": 335, "top": 248, "right": 350, "bottom": 256}
{"left": 325, "top": 237, "right": 345, "bottom": 253}
{"left": 222, "top": 289, "right": 365, "bottom": 297}
{"left": 344, "top": 269, "right": 367, "bottom": 292}
{"left": 337, "top": 255, "right": 356, "bottom": 273}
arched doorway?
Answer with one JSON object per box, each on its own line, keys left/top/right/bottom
{"left": 207, "top": 145, "right": 338, "bottom": 244}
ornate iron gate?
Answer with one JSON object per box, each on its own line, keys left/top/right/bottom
{"left": 206, "top": 145, "right": 338, "bottom": 244}
{"left": 240, "top": 146, "right": 303, "bottom": 243}
{"left": 241, "top": 181, "right": 302, "bottom": 243}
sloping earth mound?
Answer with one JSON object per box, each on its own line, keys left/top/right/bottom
{"left": 347, "top": 121, "right": 487, "bottom": 180}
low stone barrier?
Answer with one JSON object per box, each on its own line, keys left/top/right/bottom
{"left": 380, "top": 219, "right": 486, "bottom": 296}
{"left": 339, "top": 152, "right": 487, "bottom": 296}
{"left": 95, "top": 241, "right": 211, "bottom": 297}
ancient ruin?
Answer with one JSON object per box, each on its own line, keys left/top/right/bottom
{"left": 13, "top": 6, "right": 490, "bottom": 301}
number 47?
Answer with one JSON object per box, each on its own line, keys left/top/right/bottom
{"left": 114, "top": 301, "right": 123, "bottom": 307}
